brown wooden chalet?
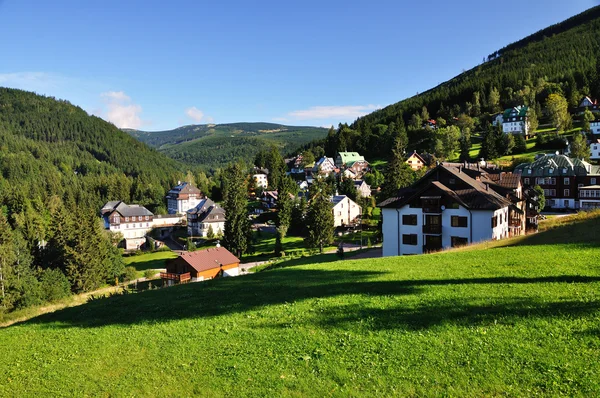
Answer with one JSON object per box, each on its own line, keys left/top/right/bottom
{"left": 161, "top": 247, "right": 240, "bottom": 286}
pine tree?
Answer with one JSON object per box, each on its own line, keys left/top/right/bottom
{"left": 222, "top": 163, "right": 251, "bottom": 259}
{"left": 571, "top": 133, "right": 591, "bottom": 160}
{"left": 275, "top": 176, "right": 297, "bottom": 256}
{"left": 207, "top": 224, "right": 215, "bottom": 240}
{"left": 0, "top": 213, "right": 15, "bottom": 310}
{"left": 306, "top": 179, "right": 334, "bottom": 253}
{"left": 381, "top": 138, "right": 415, "bottom": 200}
{"left": 459, "top": 128, "right": 472, "bottom": 162}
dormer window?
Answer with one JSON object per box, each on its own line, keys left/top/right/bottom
{"left": 549, "top": 168, "right": 554, "bottom": 174}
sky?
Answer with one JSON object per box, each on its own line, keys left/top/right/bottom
{"left": 0, "top": 0, "right": 597, "bottom": 131}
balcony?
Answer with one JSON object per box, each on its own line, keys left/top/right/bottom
{"left": 421, "top": 196, "right": 442, "bottom": 213}
{"left": 422, "top": 224, "right": 442, "bottom": 234}
{"left": 160, "top": 272, "right": 191, "bottom": 283}
{"left": 509, "top": 219, "right": 521, "bottom": 228}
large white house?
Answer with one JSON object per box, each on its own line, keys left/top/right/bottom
{"left": 101, "top": 201, "right": 154, "bottom": 250}
{"left": 187, "top": 198, "right": 226, "bottom": 237}
{"left": 331, "top": 195, "right": 361, "bottom": 227}
{"left": 499, "top": 106, "right": 530, "bottom": 136}
{"left": 379, "top": 165, "right": 514, "bottom": 257}
{"left": 166, "top": 182, "right": 204, "bottom": 214}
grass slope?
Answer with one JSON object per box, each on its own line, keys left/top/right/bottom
{"left": 1, "top": 214, "right": 600, "bottom": 396}
{"left": 127, "top": 122, "right": 328, "bottom": 169}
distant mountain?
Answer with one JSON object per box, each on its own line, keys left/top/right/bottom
{"left": 126, "top": 123, "right": 329, "bottom": 170}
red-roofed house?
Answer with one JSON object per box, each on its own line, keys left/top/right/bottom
{"left": 161, "top": 247, "right": 240, "bottom": 285}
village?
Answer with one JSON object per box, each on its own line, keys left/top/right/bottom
{"left": 101, "top": 96, "right": 600, "bottom": 286}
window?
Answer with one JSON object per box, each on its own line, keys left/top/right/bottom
{"left": 451, "top": 236, "right": 469, "bottom": 247}
{"left": 592, "top": 178, "right": 597, "bottom": 185}
{"left": 564, "top": 200, "right": 569, "bottom": 208}
{"left": 524, "top": 178, "right": 530, "bottom": 185}
{"left": 491, "top": 216, "right": 498, "bottom": 228}
{"left": 402, "top": 214, "right": 418, "bottom": 225}
{"left": 451, "top": 216, "right": 468, "bottom": 228}
{"left": 543, "top": 189, "right": 556, "bottom": 197}
{"left": 564, "top": 189, "right": 570, "bottom": 196}
{"left": 138, "top": 216, "right": 142, "bottom": 221}
{"left": 145, "top": 216, "right": 149, "bottom": 221}
{"left": 125, "top": 217, "right": 130, "bottom": 222}
{"left": 402, "top": 234, "right": 418, "bottom": 245}
{"left": 564, "top": 177, "right": 570, "bottom": 185}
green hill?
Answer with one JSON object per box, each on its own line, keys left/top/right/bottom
{"left": 126, "top": 123, "right": 328, "bottom": 170}
{"left": 2, "top": 212, "right": 599, "bottom": 396}
{"left": 318, "top": 5, "right": 600, "bottom": 161}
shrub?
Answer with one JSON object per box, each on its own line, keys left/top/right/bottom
{"left": 123, "top": 266, "right": 138, "bottom": 282}
{"left": 40, "top": 268, "right": 71, "bottom": 302}
{"left": 143, "top": 269, "right": 157, "bottom": 280}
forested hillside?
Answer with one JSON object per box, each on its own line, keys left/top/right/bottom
{"left": 127, "top": 123, "right": 328, "bottom": 170}
{"left": 0, "top": 88, "right": 186, "bottom": 314}
{"left": 314, "top": 5, "right": 600, "bottom": 162}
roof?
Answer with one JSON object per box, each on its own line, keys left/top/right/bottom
{"left": 514, "top": 153, "right": 599, "bottom": 177}
{"left": 101, "top": 201, "right": 153, "bottom": 217}
{"left": 354, "top": 180, "right": 369, "bottom": 188}
{"left": 337, "top": 152, "right": 365, "bottom": 165}
{"left": 580, "top": 185, "right": 600, "bottom": 189}
{"left": 503, "top": 105, "right": 528, "bottom": 119}
{"left": 332, "top": 195, "right": 347, "bottom": 206}
{"left": 177, "top": 247, "right": 240, "bottom": 272}
{"left": 187, "top": 198, "right": 225, "bottom": 223}
{"left": 406, "top": 151, "right": 427, "bottom": 164}
{"left": 167, "top": 182, "right": 202, "bottom": 198}
{"left": 483, "top": 172, "right": 522, "bottom": 190}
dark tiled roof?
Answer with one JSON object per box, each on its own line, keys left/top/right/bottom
{"left": 187, "top": 198, "right": 225, "bottom": 223}
{"left": 101, "top": 201, "right": 153, "bottom": 217}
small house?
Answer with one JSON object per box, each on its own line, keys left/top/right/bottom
{"left": 162, "top": 247, "right": 240, "bottom": 285}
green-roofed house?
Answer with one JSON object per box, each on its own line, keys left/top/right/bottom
{"left": 499, "top": 105, "right": 531, "bottom": 137}
{"left": 335, "top": 152, "right": 370, "bottom": 177}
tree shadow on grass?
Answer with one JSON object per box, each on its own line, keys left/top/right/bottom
{"left": 299, "top": 299, "right": 600, "bottom": 332}
{"left": 13, "top": 268, "right": 600, "bottom": 330}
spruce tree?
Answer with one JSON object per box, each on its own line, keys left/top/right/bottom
{"left": 222, "top": 163, "right": 250, "bottom": 259}
{"left": 381, "top": 138, "right": 415, "bottom": 200}
{"left": 306, "top": 179, "right": 334, "bottom": 253}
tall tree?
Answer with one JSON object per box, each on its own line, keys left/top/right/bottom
{"left": 306, "top": 179, "right": 334, "bottom": 253}
{"left": 582, "top": 108, "right": 596, "bottom": 133}
{"left": 274, "top": 176, "right": 297, "bottom": 256}
{"left": 381, "top": 138, "right": 415, "bottom": 200}
{"left": 528, "top": 107, "right": 539, "bottom": 135}
{"left": 222, "top": 163, "right": 251, "bottom": 259}
{"left": 546, "top": 93, "right": 571, "bottom": 132}
{"left": 459, "top": 128, "right": 472, "bottom": 162}
{"left": 570, "top": 133, "right": 591, "bottom": 160}
{"left": 489, "top": 86, "right": 501, "bottom": 113}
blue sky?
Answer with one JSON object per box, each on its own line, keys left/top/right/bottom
{"left": 0, "top": 0, "right": 596, "bottom": 130}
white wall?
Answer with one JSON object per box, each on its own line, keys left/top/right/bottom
{"left": 223, "top": 267, "right": 240, "bottom": 277}
{"left": 332, "top": 197, "right": 361, "bottom": 227}
{"left": 382, "top": 208, "right": 400, "bottom": 257}
{"left": 441, "top": 207, "right": 470, "bottom": 248}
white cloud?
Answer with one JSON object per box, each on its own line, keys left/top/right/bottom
{"left": 185, "top": 106, "right": 205, "bottom": 122}
{"left": 288, "top": 104, "right": 381, "bottom": 120}
{"left": 99, "top": 91, "right": 143, "bottom": 129}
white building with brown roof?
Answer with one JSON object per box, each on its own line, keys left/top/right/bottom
{"left": 167, "top": 182, "right": 204, "bottom": 215}
{"left": 379, "top": 165, "right": 515, "bottom": 257}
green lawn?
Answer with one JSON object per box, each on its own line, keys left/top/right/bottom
{"left": 2, "top": 213, "right": 600, "bottom": 396}
{"left": 244, "top": 231, "right": 335, "bottom": 263}
{"left": 124, "top": 251, "right": 177, "bottom": 277}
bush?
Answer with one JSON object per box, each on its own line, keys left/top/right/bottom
{"left": 40, "top": 268, "right": 71, "bottom": 302}
{"left": 143, "top": 269, "right": 157, "bottom": 280}
{"left": 123, "top": 266, "right": 138, "bottom": 282}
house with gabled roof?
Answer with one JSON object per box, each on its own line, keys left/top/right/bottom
{"left": 311, "top": 157, "right": 337, "bottom": 176}
{"left": 578, "top": 96, "right": 600, "bottom": 114}
{"left": 331, "top": 195, "right": 362, "bottom": 227}
{"left": 379, "top": 165, "right": 516, "bottom": 256}
{"left": 162, "top": 247, "right": 240, "bottom": 285}
{"left": 187, "top": 198, "right": 225, "bottom": 237}
{"left": 166, "top": 182, "right": 204, "bottom": 214}
{"left": 354, "top": 180, "right": 371, "bottom": 198}
{"left": 101, "top": 201, "right": 154, "bottom": 250}
{"left": 405, "top": 151, "right": 428, "bottom": 171}
{"left": 335, "top": 152, "right": 369, "bottom": 177}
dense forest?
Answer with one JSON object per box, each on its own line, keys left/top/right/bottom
{"left": 0, "top": 88, "right": 189, "bottom": 314}
{"left": 128, "top": 123, "right": 328, "bottom": 171}
{"left": 306, "top": 6, "right": 600, "bottom": 162}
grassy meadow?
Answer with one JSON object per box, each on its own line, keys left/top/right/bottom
{"left": 1, "top": 213, "right": 600, "bottom": 396}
